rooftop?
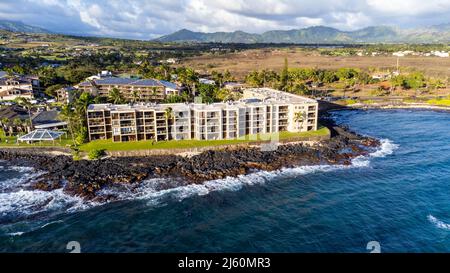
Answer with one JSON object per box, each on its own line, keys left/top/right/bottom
{"left": 79, "top": 77, "right": 179, "bottom": 89}
{"left": 87, "top": 88, "right": 317, "bottom": 113}
{"left": 18, "top": 129, "right": 64, "bottom": 142}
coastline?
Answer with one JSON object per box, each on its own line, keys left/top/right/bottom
{"left": 0, "top": 117, "right": 379, "bottom": 201}
{"left": 350, "top": 102, "right": 450, "bottom": 112}
{"left": 1, "top": 105, "right": 448, "bottom": 202}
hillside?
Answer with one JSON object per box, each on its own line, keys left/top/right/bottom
{"left": 155, "top": 25, "right": 450, "bottom": 44}
{"left": 0, "top": 20, "right": 49, "bottom": 33}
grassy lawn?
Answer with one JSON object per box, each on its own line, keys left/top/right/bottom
{"left": 80, "top": 126, "right": 330, "bottom": 152}
{"left": 427, "top": 98, "right": 450, "bottom": 107}
{"left": 0, "top": 129, "right": 74, "bottom": 148}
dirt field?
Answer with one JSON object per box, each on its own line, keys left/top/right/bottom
{"left": 180, "top": 48, "right": 450, "bottom": 80}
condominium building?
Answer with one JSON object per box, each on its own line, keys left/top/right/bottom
{"left": 78, "top": 77, "right": 181, "bottom": 102}
{"left": 87, "top": 88, "right": 318, "bottom": 142}
{"left": 0, "top": 72, "right": 41, "bottom": 101}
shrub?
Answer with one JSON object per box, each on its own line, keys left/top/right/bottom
{"left": 88, "top": 149, "right": 106, "bottom": 160}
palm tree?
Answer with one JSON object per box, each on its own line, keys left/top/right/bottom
{"left": 151, "top": 87, "right": 159, "bottom": 100}
{"left": 1, "top": 117, "right": 9, "bottom": 129}
{"left": 59, "top": 105, "right": 77, "bottom": 146}
{"left": 294, "top": 112, "right": 306, "bottom": 130}
{"left": 16, "top": 97, "right": 33, "bottom": 132}
{"left": 1, "top": 117, "right": 10, "bottom": 136}
{"left": 178, "top": 68, "right": 198, "bottom": 96}
{"left": 131, "top": 90, "right": 140, "bottom": 104}
{"left": 12, "top": 118, "right": 23, "bottom": 133}
{"left": 164, "top": 107, "right": 174, "bottom": 140}
{"left": 159, "top": 64, "right": 171, "bottom": 81}
{"left": 108, "top": 88, "right": 124, "bottom": 104}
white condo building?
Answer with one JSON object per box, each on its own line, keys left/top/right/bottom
{"left": 87, "top": 88, "right": 318, "bottom": 142}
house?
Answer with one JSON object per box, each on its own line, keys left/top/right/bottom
{"left": 0, "top": 88, "right": 34, "bottom": 101}
{"left": 32, "top": 110, "right": 67, "bottom": 130}
{"left": 86, "top": 88, "right": 318, "bottom": 142}
{"left": 199, "top": 78, "right": 216, "bottom": 85}
{"left": 78, "top": 77, "right": 181, "bottom": 102}
{"left": 223, "top": 82, "right": 246, "bottom": 92}
{"left": 431, "top": 51, "right": 449, "bottom": 58}
{"left": 393, "top": 50, "right": 414, "bottom": 57}
{"left": 0, "top": 72, "right": 41, "bottom": 100}
{"left": 0, "top": 105, "right": 31, "bottom": 135}
{"left": 371, "top": 72, "right": 392, "bottom": 81}
{"left": 86, "top": 70, "right": 113, "bottom": 81}
{"left": 160, "top": 58, "right": 178, "bottom": 64}
{"left": 56, "top": 86, "right": 77, "bottom": 104}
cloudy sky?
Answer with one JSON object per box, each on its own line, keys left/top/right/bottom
{"left": 0, "top": 0, "right": 449, "bottom": 39}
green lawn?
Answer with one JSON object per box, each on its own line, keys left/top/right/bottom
{"left": 80, "top": 126, "right": 330, "bottom": 152}
{"left": 427, "top": 98, "right": 450, "bottom": 107}
{"left": 0, "top": 129, "right": 74, "bottom": 148}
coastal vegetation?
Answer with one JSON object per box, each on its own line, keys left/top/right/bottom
{"left": 0, "top": 127, "right": 330, "bottom": 152}
{"left": 79, "top": 127, "right": 330, "bottom": 152}
{"left": 427, "top": 97, "right": 450, "bottom": 106}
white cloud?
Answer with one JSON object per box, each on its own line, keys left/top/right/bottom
{"left": 0, "top": 0, "right": 449, "bottom": 39}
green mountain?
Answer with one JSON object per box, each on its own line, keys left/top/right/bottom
{"left": 0, "top": 20, "right": 49, "bottom": 34}
{"left": 155, "top": 25, "right": 450, "bottom": 44}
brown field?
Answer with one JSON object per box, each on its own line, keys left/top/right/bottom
{"left": 180, "top": 48, "right": 450, "bottom": 80}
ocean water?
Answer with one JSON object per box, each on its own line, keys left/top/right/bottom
{"left": 1, "top": 109, "right": 450, "bottom": 253}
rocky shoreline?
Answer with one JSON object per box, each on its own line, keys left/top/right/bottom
{"left": 0, "top": 120, "right": 380, "bottom": 202}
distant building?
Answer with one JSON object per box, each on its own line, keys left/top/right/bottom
{"left": 78, "top": 77, "right": 181, "bottom": 102}
{"left": 431, "top": 51, "right": 449, "bottom": 58}
{"left": 86, "top": 88, "right": 318, "bottom": 142}
{"left": 371, "top": 72, "right": 392, "bottom": 81}
{"left": 0, "top": 105, "right": 30, "bottom": 134}
{"left": 160, "top": 58, "right": 178, "bottom": 64}
{"left": 393, "top": 50, "right": 414, "bottom": 57}
{"left": 199, "top": 78, "right": 216, "bottom": 85}
{"left": 32, "top": 110, "right": 67, "bottom": 130}
{"left": 86, "top": 70, "right": 113, "bottom": 81}
{"left": 223, "top": 82, "right": 246, "bottom": 92}
{"left": 0, "top": 72, "right": 40, "bottom": 100}
{"left": 56, "top": 86, "right": 77, "bottom": 104}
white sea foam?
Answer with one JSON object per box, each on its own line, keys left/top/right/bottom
{"left": 0, "top": 170, "right": 46, "bottom": 193}
{"left": 0, "top": 138, "right": 399, "bottom": 224}
{"left": 118, "top": 139, "right": 398, "bottom": 206}
{"left": 7, "top": 231, "right": 24, "bottom": 236}
{"left": 7, "top": 166, "right": 35, "bottom": 172}
{"left": 428, "top": 215, "right": 450, "bottom": 230}
{"left": 0, "top": 188, "right": 93, "bottom": 220}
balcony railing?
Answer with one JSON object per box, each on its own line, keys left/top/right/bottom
{"left": 90, "top": 129, "right": 105, "bottom": 134}
{"left": 89, "top": 121, "right": 105, "bottom": 126}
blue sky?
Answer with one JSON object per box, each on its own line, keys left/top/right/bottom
{"left": 0, "top": 0, "right": 449, "bottom": 39}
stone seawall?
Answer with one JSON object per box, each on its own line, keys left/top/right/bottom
{"left": 0, "top": 134, "right": 330, "bottom": 158}
{"left": 105, "top": 135, "right": 331, "bottom": 157}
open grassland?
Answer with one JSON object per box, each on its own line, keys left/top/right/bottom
{"left": 180, "top": 48, "right": 450, "bottom": 79}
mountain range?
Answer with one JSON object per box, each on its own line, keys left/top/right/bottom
{"left": 155, "top": 24, "right": 450, "bottom": 44}
{"left": 1, "top": 19, "right": 450, "bottom": 43}
{"left": 0, "top": 20, "right": 49, "bottom": 34}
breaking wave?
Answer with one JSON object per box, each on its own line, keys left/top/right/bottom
{"left": 0, "top": 138, "right": 398, "bottom": 234}
{"left": 428, "top": 215, "right": 450, "bottom": 230}
{"left": 99, "top": 138, "right": 398, "bottom": 206}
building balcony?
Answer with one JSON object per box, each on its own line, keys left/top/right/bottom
{"left": 119, "top": 114, "right": 135, "bottom": 119}
{"left": 88, "top": 121, "right": 105, "bottom": 126}
{"left": 90, "top": 129, "right": 105, "bottom": 134}
{"left": 88, "top": 115, "right": 104, "bottom": 119}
